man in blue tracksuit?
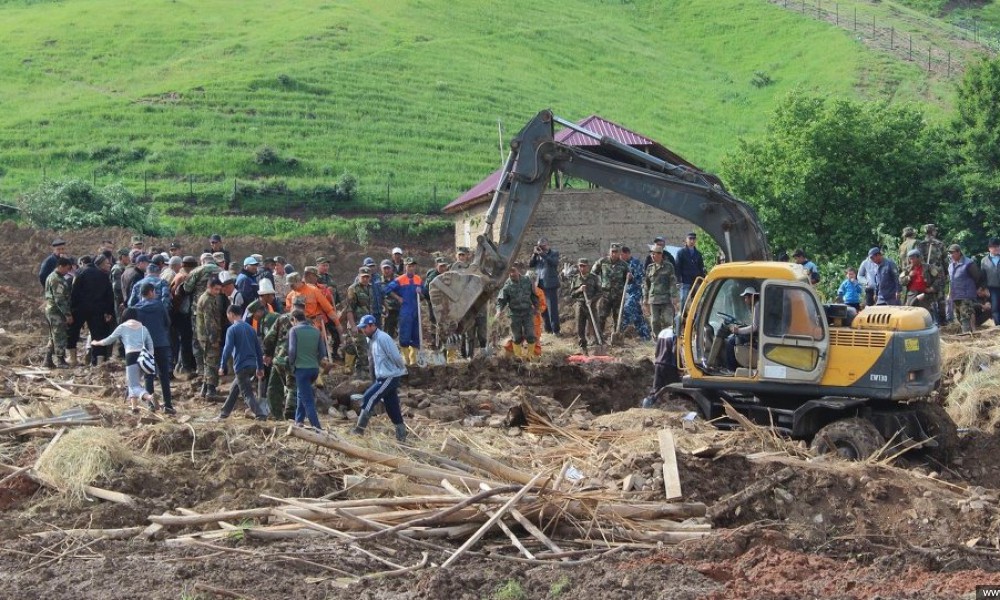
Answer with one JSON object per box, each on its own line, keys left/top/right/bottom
{"left": 218, "top": 305, "right": 266, "bottom": 420}
{"left": 352, "top": 314, "right": 408, "bottom": 441}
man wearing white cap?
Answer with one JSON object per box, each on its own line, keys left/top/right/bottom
{"left": 725, "top": 287, "right": 760, "bottom": 372}
{"left": 235, "top": 256, "right": 260, "bottom": 309}
{"left": 390, "top": 247, "right": 404, "bottom": 276}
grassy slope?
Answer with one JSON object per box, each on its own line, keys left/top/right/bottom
{"left": 0, "top": 0, "right": 951, "bottom": 216}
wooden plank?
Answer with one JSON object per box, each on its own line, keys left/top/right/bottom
{"left": 658, "top": 429, "right": 683, "bottom": 501}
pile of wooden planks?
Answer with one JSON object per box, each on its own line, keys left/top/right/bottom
{"left": 142, "top": 426, "right": 711, "bottom": 567}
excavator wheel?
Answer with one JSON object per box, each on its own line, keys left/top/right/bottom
{"left": 911, "top": 400, "right": 959, "bottom": 463}
{"left": 809, "top": 418, "right": 886, "bottom": 461}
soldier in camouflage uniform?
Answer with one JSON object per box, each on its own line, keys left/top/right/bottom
{"left": 315, "top": 257, "right": 343, "bottom": 360}
{"left": 569, "top": 258, "right": 602, "bottom": 354}
{"left": 110, "top": 249, "right": 130, "bottom": 319}
{"left": 591, "top": 243, "right": 629, "bottom": 337}
{"left": 899, "top": 249, "right": 944, "bottom": 322}
{"left": 184, "top": 253, "right": 222, "bottom": 374}
{"left": 341, "top": 267, "right": 375, "bottom": 376}
{"left": 195, "top": 277, "right": 225, "bottom": 398}
{"left": 644, "top": 246, "right": 679, "bottom": 334}
{"left": 452, "top": 247, "right": 487, "bottom": 358}
{"left": 917, "top": 224, "right": 949, "bottom": 324}
{"left": 378, "top": 260, "right": 401, "bottom": 338}
{"left": 495, "top": 262, "right": 538, "bottom": 360}
{"left": 264, "top": 295, "right": 306, "bottom": 419}
{"left": 44, "top": 257, "right": 74, "bottom": 368}
{"left": 948, "top": 243, "right": 982, "bottom": 334}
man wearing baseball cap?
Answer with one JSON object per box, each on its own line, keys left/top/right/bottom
{"left": 38, "top": 238, "right": 68, "bottom": 288}
{"left": 377, "top": 259, "right": 398, "bottom": 336}
{"left": 235, "top": 256, "right": 260, "bottom": 309}
{"left": 205, "top": 234, "right": 231, "bottom": 267}
{"left": 341, "top": 267, "right": 376, "bottom": 375}
{"left": 352, "top": 314, "right": 409, "bottom": 442}
{"left": 390, "top": 247, "right": 405, "bottom": 276}
{"left": 867, "top": 247, "right": 900, "bottom": 306}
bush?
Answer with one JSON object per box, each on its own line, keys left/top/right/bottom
{"left": 18, "top": 179, "right": 160, "bottom": 232}
{"left": 750, "top": 70, "right": 774, "bottom": 88}
{"left": 254, "top": 146, "right": 280, "bottom": 166}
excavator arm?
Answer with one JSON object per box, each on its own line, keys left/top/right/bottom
{"left": 429, "top": 109, "right": 770, "bottom": 338}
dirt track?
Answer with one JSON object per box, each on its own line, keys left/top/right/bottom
{"left": 1, "top": 224, "right": 999, "bottom": 599}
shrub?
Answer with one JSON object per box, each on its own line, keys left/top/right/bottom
{"left": 750, "top": 70, "right": 774, "bottom": 88}
{"left": 254, "top": 146, "right": 280, "bottom": 166}
{"left": 19, "top": 178, "right": 160, "bottom": 232}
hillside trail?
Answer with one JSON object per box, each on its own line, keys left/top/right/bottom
{"left": 1, "top": 224, "right": 999, "bottom": 599}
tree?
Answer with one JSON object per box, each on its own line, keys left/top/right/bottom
{"left": 949, "top": 57, "right": 1000, "bottom": 245}
{"left": 721, "top": 93, "right": 951, "bottom": 259}
{"left": 18, "top": 179, "right": 160, "bottom": 233}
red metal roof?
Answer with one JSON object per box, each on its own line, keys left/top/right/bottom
{"left": 443, "top": 114, "right": 695, "bottom": 213}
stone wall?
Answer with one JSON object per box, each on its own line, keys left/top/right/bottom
{"left": 450, "top": 189, "right": 694, "bottom": 264}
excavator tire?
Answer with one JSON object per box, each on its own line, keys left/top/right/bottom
{"left": 810, "top": 418, "right": 886, "bottom": 461}
{"left": 912, "top": 400, "right": 959, "bottom": 463}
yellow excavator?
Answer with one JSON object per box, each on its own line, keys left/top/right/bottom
{"left": 429, "top": 109, "right": 956, "bottom": 461}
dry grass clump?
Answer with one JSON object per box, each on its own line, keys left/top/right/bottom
{"left": 36, "top": 428, "right": 144, "bottom": 498}
{"left": 941, "top": 333, "right": 1000, "bottom": 429}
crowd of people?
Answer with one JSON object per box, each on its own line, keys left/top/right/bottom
{"left": 35, "top": 223, "right": 999, "bottom": 435}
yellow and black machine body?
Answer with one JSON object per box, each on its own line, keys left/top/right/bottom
{"left": 676, "top": 262, "right": 953, "bottom": 459}
{"left": 430, "top": 109, "right": 955, "bottom": 459}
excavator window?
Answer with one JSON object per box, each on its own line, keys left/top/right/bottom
{"left": 762, "top": 286, "right": 825, "bottom": 340}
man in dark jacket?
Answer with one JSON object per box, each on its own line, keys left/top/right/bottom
{"left": 675, "top": 232, "right": 706, "bottom": 311}
{"left": 641, "top": 327, "right": 680, "bottom": 408}
{"left": 527, "top": 237, "right": 561, "bottom": 335}
{"left": 68, "top": 255, "right": 116, "bottom": 366}
{"left": 136, "top": 283, "right": 174, "bottom": 414}
{"left": 38, "top": 238, "right": 67, "bottom": 288}
{"left": 119, "top": 254, "right": 148, "bottom": 313}
{"left": 949, "top": 244, "right": 982, "bottom": 334}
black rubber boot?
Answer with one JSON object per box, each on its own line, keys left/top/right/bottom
{"left": 352, "top": 410, "right": 371, "bottom": 435}
{"left": 394, "top": 422, "right": 408, "bottom": 442}
{"left": 43, "top": 349, "right": 56, "bottom": 369}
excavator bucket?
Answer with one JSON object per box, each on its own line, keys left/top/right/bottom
{"left": 428, "top": 267, "right": 489, "bottom": 339}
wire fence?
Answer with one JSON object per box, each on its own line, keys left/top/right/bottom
{"left": 771, "top": 0, "right": 999, "bottom": 78}
{"left": 11, "top": 168, "right": 451, "bottom": 216}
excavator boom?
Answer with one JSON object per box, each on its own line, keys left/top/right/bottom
{"left": 429, "top": 109, "right": 770, "bottom": 338}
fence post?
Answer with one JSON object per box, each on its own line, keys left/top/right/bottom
{"left": 433, "top": 184, "right": 437, "bottom": 204}
{"left": 233, "top": 176, "right": 237, "bottom": 198}
{"left": 42, "top": 166, "right": 46, "bottom": 180}
{"left": 386, "top": 179, "right": 391, "bottom": 209}
{"left": 92, "top": 170, "right": 96, "bottom": 186}
{"left": 890, "top": 26, "right": 894, "bottom": 50}
{"left": 835, "top": 3, "right": 838, "bottom": 25}
{"left": 928, "top": 46, "right": 932, "bottom": 72}
{"left": 817, "top": 0, "right": 820, "bottom": 17}
{"left": 948, "top": 51, "right": 951, "bottom": 77}
{"left": 189, "top": 175, "right": 193, "bottom": 197}
{"left": 144, "top": 171, "right": 148, "bottom": 197}
{"left": 872, "top": 15, "right": 876, "bottom": 36}
{"left": 853, "top": 7, "right": 856, "bottom": 31}
{"left": 802, "top": 0, "right": 805, "bottom": 12}
{"left": 909, "top": 35, "right": 912, "bottom": 60}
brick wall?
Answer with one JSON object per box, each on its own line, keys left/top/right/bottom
{"left": 451, "top": 189, "right": 695, "bottom": 264}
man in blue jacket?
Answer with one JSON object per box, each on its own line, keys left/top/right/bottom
{"left": 235, "top": 256, "right": 260, "bottom": 309}
{"left": 128, "top": 263, "right": 171, "bottom": 309}
{"left": 352, "top": 314, "right": 409, "bottom": 441}
{"left": 675, "top": 232, "right": 706, "bottom": 311}
{"left": 135, "top": 283, "right": 174, "bottom": 414}
{"left": 218, "top": 305, "right": 266, "bottom": 420}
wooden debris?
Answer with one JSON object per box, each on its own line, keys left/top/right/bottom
{"left": 708, "top": 466, "right": 796, "bottom": 521}
{"left": 658, "top": 429, "right": 683, "bottom": 501}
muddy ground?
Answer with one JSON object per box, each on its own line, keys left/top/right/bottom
{"left": 1, "top": 225, "right": 999, "bottom": 599}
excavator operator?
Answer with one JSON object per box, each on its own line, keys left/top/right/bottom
{"left": 725, "top": 287, "right": 760, "bottom": 372}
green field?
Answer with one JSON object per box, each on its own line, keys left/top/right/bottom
{"left": 0, "top": 0, "right": 956, "bottom": 216}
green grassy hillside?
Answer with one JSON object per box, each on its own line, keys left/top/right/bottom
{"left": 0, "top": 0, "right": 954, "bottom": 217}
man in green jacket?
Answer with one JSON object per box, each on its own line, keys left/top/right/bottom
{"left": 495, "top": 262, "right": 538, "bottom": 360}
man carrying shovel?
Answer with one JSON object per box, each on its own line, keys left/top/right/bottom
{"left": 569, "top": 258, "right": 603, "bottom": 355}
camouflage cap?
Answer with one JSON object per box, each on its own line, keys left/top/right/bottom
{"left": 52, "top": 238, "right": 67, "bottom": 247}
{"left": 212, "top": 252, "right": 226, "bottom": 262}
{"left": 610, "top": 243, "right": 621, "bottom": 251}
{"left": 577, "top": 258, "right": 590, "bottom": 266}
{"left": 434, "top": 256, "right": 449, "bottom": 265}
{"left": 199, "top": 252, "right": 213, "bottom": 262}
{"left": 404, "top": 257, "right": 416, "bottom": 265}
{"left": 380, "top": 259, "right": 393, "bottom": 268}
{"left": 648, "top": 245, "right": 663, "bottom": 253}
{"left": 902, "top": 226, "right": 916, "bottom": 237}
{"left": 924, "top": 223, "right": 938, "bottom": 234}
{"left": 303, "top": 266, "right": 319, "bottom": 275}
{"left": 512, "top": 260, "right": 525, "bottom": 269}
{"left": 130, "top": 235, "right": 144, "bottom": 245}
{"left": 286, "top": 272, "right": 303, "bottom": 285}
{"left": 358, "top": 266, "right": 372, "bottom": 275}
{"left": 169, "top": 241, "right": 182, "bottom": 250}
{"left": 315, "top": 256, "right": 330, "bottom": 265}
{"left": 907, "top": 248, "right": 922, "bottom": 259}
{"left": 117, "top": 248, "right": 130, "bottom": 257}
{"left": 456, "top": 246, "right": 472, "bottom": 254}
{"left": 182, "top": 255, "right": 198, "bottom": 266}
{"left": 246, "top": 299, "right": 267, "bottom": 314}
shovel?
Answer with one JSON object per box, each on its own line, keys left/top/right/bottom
{"left": 583, "top": 289, "right": 608, "bottom": 356}
{"left": 609, "top": 284, "right": 629, "bottom": 346}
{"left": 416, "top": 297, "right": 429, "bottom": 368}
